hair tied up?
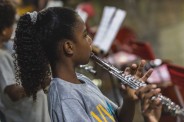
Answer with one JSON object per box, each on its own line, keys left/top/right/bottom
{"left": 27, "top": 11, "right": 38, "bottom": 24}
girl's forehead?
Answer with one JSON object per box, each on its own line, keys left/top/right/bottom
{"left": 74, "top": 16, "right": 86, "bottom": 30}
{"left": 76, "top": 13, "right": 85, "bottom": 23}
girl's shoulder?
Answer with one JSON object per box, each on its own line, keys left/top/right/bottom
{"left": 48, "top": 77, "right": 85, "bottom": 100}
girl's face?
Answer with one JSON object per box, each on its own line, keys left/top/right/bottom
{"left": 0, "top": 26, "right": 13, "bottom": 43}
{"left": 72, "top": 15, "right": 92, "bottom": 65}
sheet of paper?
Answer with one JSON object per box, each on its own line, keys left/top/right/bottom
{"left": 46, "top": 1, "right": 63, "bottom": 8}
{"left": 76, "top": 9, "right": 88, "bottom": 22}
{"left": 93, "top": 6, "right": 116, "bottom": 47}
{"left": 99, "top": 9, "right": 126, "bottom": 53}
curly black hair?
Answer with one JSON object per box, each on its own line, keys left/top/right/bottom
{"left": 0, "top": 0, "right": 16, "bottom": 33}
{"left": 13, "top": 7, "right": 78, "bottom": 100}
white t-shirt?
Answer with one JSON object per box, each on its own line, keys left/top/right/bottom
{"left": 0, "top": 47, "right": 51, "bottom": 122}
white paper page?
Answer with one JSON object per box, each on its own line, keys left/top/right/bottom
{"left": 93, "top": 6, "right": 116, "bottom": 47}
{"left": 76, "top": 9, "right": 88, "bottom": 23}
{"left": 99, "top": 9, "right": 126, "bottom": 53}
{"left": 46, "top": 1, "right": 63, "bottom": 8}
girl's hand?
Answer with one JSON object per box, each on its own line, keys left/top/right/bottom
{"left": 121, "top": 60, "right": 151, "bottom": 101}
{"left": 121, "top": 60, "right": 162, "bottom": 122}
{"left": 135, "top": 84, "right": 162, "bottom": 122}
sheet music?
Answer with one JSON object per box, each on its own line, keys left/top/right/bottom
{"left": 93, "top": 6, "right": 116, "bottom": 47}
{"left": 100, "top": 9, "right": 126, "bottom": 53}
{"left": 46, "top": 1, "right": 63, "bottom": 8}
{"left": 76, "top": 9, "right": 88, "bottom": 23}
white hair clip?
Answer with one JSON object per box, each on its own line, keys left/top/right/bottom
{"left": 27, "top": 11, "right": 38, "bottom": 24}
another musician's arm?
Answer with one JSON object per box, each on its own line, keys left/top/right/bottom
{"left": 4, "top": 84, "right": 26, "bottom": 102}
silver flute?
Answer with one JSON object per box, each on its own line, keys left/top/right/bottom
{"left": 90, "top": 52, "right": 184, "bottom": 118}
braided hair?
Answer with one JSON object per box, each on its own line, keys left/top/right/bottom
{"left": 13, "top": 7, "right": 78, "bottom": 100}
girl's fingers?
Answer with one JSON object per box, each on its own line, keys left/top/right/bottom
{"left": 136, "top": 86, "right": 161, "bottom": 113}
{"left": 143, "top": 88, "right": 161, "bottom": 100}
{"left": 121, "top": 84, "right": 126, "bottom": 90}
{"left": 124, "top": 67, "right": 131, "bottom": 75}
{"left": 135, "top": 60, "right": 146, "bottom": 78}
{"left": 124, "top": 63, "right": 137, "bottom": 75}
{"left": 148, "top": 98, "right": 162, "bottom": 109}
{"left": 130, "top": 63, "right": 138, "bottom": 75}
{"left": 142, "top": 98, "right": 162, "bottom": 115}
{"left": 141, "top": 99, "right": 149, "bottom": 113}
{"left": 135, "top": 84, "right": 157, "bottom": 98}
{"left": 140, "top": 68, "right": 153, "bottom": 82}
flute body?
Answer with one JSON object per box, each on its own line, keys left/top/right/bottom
{"left": 90, "top": 52, "right": 184, "bottom": 118}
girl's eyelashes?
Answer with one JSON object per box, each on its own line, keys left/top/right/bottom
{"left": 84, "top": 32, "right": 88, "bottom": 37}
{"left": 83, "top": 30, "right": 89, "bottom": 38}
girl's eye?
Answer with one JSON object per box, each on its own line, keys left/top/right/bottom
{"left": 84, "top": 31, "right": 89, "bottom": 38}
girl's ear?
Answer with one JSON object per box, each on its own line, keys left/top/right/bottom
{"left": 63, "top": 40, "right": 74, "bottom": 55}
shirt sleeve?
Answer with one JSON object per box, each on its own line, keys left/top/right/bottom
{"left": 0, "top": 54, "right": 15, "bottom": 92}
{"left": 51, "top": 98, "right": 91, "bottom": 122}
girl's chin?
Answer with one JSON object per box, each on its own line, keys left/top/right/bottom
{"left": 84, "top": 58, "right": 90, "bottom": 65}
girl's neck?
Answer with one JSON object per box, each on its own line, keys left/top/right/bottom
{"left": 52, "top": 62, "right": 81, "bottom": 84}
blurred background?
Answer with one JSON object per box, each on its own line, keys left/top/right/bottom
{"left": 4, "top": 0, "right": 184, "bottom": 122}
{"left": 14, "top": 0, "right": 184, "bottom": 66}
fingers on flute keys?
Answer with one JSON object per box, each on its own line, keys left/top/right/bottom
{"left": 135, "top": 84, "right": 161, "bottom": 113}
